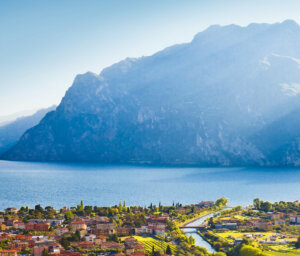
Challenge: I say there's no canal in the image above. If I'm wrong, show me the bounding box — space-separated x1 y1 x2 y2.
182 213 216 253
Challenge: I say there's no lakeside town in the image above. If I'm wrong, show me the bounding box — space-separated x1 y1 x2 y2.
0 198 299 256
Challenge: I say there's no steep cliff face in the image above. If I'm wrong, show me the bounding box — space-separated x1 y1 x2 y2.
2 20 300 166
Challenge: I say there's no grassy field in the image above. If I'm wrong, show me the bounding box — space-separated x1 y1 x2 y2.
218 215 248 221
215 231 299 256
133 235 179 254
233 215 248 221
217 231 272 239
264 245 300 256
266 250 300 256
216 231 295 241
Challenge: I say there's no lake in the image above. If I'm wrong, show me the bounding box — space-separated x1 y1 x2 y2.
0 160 300 210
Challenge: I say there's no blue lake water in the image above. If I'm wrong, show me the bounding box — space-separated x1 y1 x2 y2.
0 160 300 210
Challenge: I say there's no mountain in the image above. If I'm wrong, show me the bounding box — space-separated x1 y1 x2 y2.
250 107 300 166
2 20 300 166
0 109 39 127
0 106 56 154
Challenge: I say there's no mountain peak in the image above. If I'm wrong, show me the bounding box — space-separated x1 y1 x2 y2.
281 19 299 26
272 19 300 32
74 72 99 83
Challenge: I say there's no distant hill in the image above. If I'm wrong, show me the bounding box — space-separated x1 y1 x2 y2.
0 106 56 154
0 109 39 127
2 20 300 166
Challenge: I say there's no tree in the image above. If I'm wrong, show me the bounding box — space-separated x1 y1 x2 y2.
208 217 214 228
214 242 222 251
69 230 81 241
166 244 172 255
239 245 264 256
75 230 81 241
41 248 48 256
253 198 260 209
35 204 44 212
295 237 300 249
188 236 195 245
45 206 53 211
60 237 70 249
108 234 120 243
77 200 84 212
64 211 74 220
260 201 272 212
215 197 229 207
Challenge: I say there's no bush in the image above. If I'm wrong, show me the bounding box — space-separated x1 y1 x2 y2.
240 245 264 256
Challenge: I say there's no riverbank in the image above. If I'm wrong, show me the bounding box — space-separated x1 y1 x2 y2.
179 210 214 227
181 211 218 253
180 206 227 227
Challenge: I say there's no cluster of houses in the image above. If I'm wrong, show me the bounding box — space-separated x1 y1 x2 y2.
68 214 168 237
226 232 296 246
213 210 300 232
177 201 215 215
210 208 300 247
213 218 273 231
0 207 171 256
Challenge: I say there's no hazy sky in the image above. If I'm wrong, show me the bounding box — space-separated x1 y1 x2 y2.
1 0 300 116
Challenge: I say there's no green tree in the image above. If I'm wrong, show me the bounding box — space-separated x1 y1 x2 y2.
41 248 48 256
69 230 81 241
215 197 229 207
108 234 120 243
240 245 264 256
60 237 70 249
295 237 300 249
76 200 84 213
35 204 44 212
188 236 195 245
208 217 214 228
260 201 272 212
253 198 261 209
75 230 81 241
64 211 74 220
166 244 172 255
214 242 222 251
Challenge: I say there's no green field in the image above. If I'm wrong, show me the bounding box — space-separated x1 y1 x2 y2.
265 249 300 256
263 244 300 256
214 231 299 256
133 235 179 254
216 231 295 241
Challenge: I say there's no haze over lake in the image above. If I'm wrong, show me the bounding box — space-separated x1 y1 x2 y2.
1 160 299 210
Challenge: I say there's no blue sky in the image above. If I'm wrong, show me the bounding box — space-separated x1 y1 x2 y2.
1 0 300 116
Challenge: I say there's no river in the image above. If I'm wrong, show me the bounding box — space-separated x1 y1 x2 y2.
183 213 216 253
